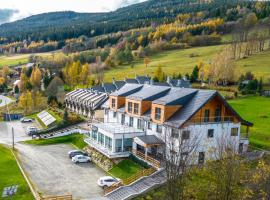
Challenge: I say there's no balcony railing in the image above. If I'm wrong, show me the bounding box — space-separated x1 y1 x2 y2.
185 116 237 126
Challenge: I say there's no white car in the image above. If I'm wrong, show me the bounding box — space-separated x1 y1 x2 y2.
71 155 91 163
26 126 38 136
97 176 120 188
20 118 33 123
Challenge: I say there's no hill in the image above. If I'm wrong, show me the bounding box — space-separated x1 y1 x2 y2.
0 0 253 42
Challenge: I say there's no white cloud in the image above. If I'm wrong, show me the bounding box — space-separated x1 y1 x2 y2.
0 0 147 22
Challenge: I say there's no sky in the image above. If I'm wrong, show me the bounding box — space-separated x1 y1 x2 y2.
0 0 147 24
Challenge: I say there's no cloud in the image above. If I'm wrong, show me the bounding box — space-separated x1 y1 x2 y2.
0 9 19 24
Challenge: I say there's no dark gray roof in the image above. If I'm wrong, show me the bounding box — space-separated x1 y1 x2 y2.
136 135 164 145
125 78 139 84
153 88 198 106
136 75 151 84
165 90 217 128
153 82 170 87
127 85 170 101
170 79 191 88
103 83 117 93
91 86 105 93
114 81 126 89
110 83 143 97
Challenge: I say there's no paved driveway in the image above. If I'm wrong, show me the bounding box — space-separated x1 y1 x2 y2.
16 143 106 199
0 121 35 145
0 95 14 107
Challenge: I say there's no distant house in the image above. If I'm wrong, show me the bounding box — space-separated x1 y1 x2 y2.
65 75 190 117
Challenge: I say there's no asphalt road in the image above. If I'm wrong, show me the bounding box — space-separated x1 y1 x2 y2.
16 143 106 199
0 121 34 145
0 95 14 107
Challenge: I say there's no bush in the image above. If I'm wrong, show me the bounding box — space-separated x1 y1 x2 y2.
129 154 150 169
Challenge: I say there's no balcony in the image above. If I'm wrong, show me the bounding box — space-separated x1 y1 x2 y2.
186 116 237 126
84 138 130 159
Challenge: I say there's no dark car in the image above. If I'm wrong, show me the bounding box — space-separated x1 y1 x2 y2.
68 150 88 159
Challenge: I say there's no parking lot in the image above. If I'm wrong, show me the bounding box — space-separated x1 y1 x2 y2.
0 120 37 145
16 143 106 199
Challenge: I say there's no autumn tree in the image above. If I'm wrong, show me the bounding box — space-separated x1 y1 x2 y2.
153 65 166 82
30 66 42 89
144 57 150 68
19 67 30 92
19 91 33 114
80 63 90 85
2 66 9 83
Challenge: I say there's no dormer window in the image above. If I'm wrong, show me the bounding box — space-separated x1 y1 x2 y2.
128 102 132 113
134 103 139 114
112 98 116 108
155 107 161 120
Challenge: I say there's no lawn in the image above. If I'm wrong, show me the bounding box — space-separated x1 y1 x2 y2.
229 96 270 150
104 45 224 82
0 145 33 200
104 45 270 83
25 134 87 149
109 159 144 180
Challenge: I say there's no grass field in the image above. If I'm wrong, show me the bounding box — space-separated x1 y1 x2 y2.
109 159 144 180
229 96 270 150
0 51 58 68
104 45 270 83
25 134 87 149
0 145 33 200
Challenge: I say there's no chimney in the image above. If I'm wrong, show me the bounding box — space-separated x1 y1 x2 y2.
167 76 171 84
177 79 182 87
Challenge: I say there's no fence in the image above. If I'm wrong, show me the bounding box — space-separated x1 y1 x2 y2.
40 195 72 200
132 149 161 169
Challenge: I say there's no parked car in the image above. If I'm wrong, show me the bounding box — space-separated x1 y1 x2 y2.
97 176 121 188
71 155 91 163
20 118 33 123
68 150 88 158
26 126 38 136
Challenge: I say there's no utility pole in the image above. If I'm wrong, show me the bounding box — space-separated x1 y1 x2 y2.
12 127 14 150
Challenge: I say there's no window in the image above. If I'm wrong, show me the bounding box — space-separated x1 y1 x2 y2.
105 109 109 115
155 107 161 120
231 128 239 136
129 117 134 127
156 124 162 133
134 103 139 114
111 98 116 108
171 129 180 138
182 130 190 140
113 112 117 118
208 129 214 138
121 114 125 125
137 119 144 130
215 107 222 122
128 102 132 113
204 109 210 122
147 122 152 130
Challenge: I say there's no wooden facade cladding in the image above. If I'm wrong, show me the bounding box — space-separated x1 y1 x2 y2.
183 96 239 126
125 98 151 116
109 96 126 111
151 104 181 124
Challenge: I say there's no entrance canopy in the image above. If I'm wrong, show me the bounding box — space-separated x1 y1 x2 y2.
134 135 164 148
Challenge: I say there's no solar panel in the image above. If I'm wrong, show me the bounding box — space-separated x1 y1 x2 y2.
37 110 56 126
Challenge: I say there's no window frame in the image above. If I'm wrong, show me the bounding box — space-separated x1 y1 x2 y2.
113 112 117 118
182 130 190 140
129 117 134 127
204 109 210 122
128 102 132 113
231 127 239 136
155 107 162 120
147 121 152 130
111 98 116 109
171 128 180 139
207 129 214 138
134 103 139 114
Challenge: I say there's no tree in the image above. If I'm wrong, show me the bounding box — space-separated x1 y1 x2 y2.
190 65 199 82
46 76 65 102
2 66 9 83
144 57 150 68
19 91 33 114
154 65 166 82
163 126 200 200
43 69 53 89
14 85 19 94
63 109 69 124
30 66 42 89
80 63 90 85
19 67 29 92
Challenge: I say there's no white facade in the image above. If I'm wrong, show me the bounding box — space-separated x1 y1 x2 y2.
103 109 243 164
